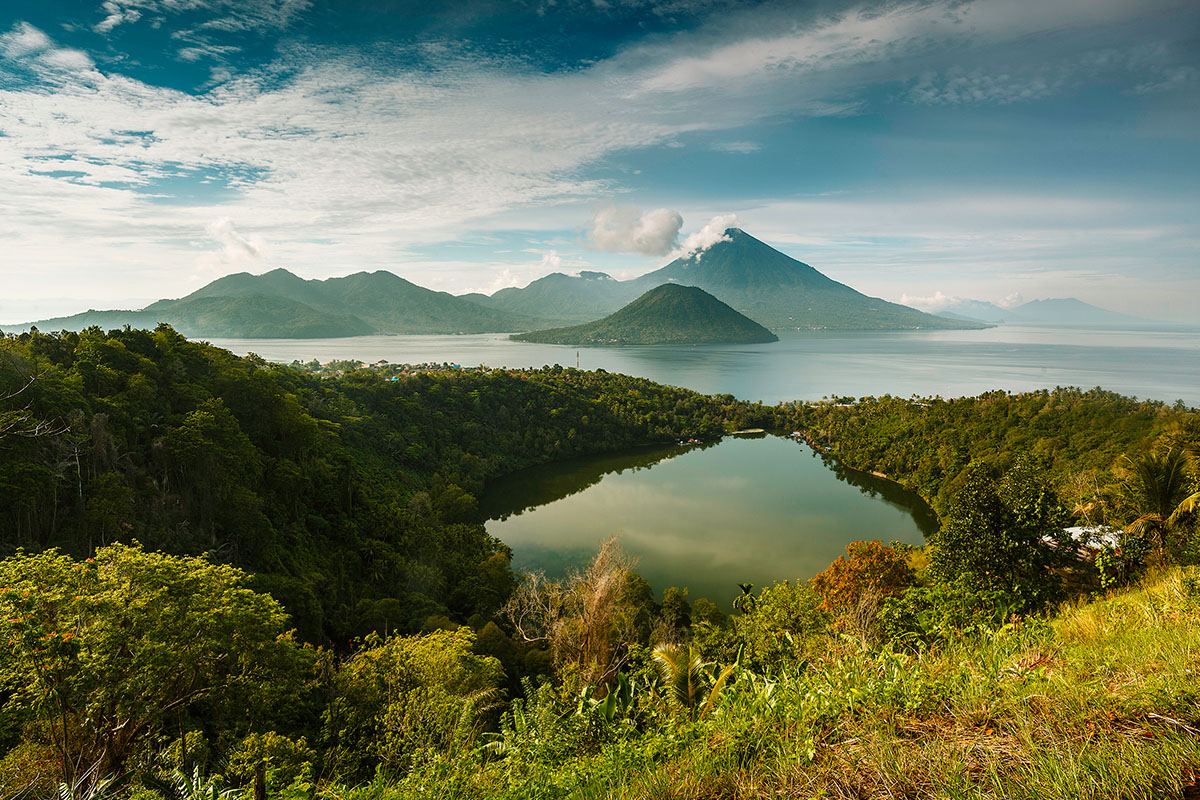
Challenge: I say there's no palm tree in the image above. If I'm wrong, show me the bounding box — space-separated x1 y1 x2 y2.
651 643 735 720
1119 447 1200 560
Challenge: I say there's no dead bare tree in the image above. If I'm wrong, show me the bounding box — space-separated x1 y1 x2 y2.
0 370 64 443
504 536 636 689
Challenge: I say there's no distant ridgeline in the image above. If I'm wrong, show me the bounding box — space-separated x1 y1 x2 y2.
6 270 544 338
934 297 1153 326
6 229 982 338
0 325 772 643
511 284 779 345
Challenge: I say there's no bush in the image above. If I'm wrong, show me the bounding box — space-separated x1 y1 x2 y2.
928 458 1069 615
810 540 915 638
227 731 316 793
735 581 829 667
321 629 503 780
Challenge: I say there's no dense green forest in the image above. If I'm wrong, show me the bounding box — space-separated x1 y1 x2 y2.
781 389 1200 518
0 326 769 646
0 328 1198 799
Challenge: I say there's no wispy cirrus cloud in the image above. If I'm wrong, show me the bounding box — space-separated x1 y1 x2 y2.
91 0 311 35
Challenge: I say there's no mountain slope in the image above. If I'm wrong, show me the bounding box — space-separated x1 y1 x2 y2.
7 295 374 339
4 309 162 335
935 299 1012 324
626 229 980 330
12 268 546 338
511 284 779 345
146 295 375 338
934 297 1152 326
180 269 545 334
469 229 982 331
472 271 631 325
1008 298 1151 326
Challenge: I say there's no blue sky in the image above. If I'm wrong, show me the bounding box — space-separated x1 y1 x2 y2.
1 0 1198 322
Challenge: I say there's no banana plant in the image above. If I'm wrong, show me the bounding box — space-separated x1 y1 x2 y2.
576 671 636 725
143 766 241 800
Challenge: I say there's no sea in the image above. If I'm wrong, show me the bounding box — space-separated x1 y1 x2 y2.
207 324 1200 407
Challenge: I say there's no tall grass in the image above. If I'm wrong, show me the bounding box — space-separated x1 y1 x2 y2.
315 569 1200 800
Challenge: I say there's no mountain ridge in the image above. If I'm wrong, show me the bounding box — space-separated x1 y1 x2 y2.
935 297 1152 326
9 229 988 337
476 229 982 331
9 269 549 338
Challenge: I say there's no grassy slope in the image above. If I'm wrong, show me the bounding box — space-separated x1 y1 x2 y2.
331 569 1200 799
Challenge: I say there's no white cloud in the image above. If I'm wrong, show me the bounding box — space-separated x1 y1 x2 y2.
713 140 760 154
0 21 53 58
907 69 1061 106
177 44 242 62
899 291 955 312
0 22 94 72
0 24 710 308
94 1 142 33
584 205 683 256
0 0 1197 318
675 213 739 259
997 292 1025 309
91 0 310 35
199 217 263 271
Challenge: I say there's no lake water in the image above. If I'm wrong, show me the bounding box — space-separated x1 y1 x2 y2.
478 434 937 607
202 325 1198 599
207 324 1200 406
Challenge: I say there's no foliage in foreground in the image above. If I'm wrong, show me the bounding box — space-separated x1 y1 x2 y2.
312 568 1200 800
2 529 1198 799
2 329 1199 797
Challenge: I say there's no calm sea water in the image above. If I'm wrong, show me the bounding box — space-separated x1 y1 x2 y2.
479 435 936 607
207 325 1200 406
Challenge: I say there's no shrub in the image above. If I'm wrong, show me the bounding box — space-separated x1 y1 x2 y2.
735 581 829 667
810 540 915 637
928 458 1069 615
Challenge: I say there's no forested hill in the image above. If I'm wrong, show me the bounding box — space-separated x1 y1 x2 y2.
0 326 770 643
511 284 779 345
783 389 1200 513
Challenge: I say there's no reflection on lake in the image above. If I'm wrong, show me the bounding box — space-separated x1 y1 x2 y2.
480 435 937 609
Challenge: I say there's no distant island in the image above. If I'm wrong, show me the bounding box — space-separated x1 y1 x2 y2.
511 284 779 346
934 297 1151 326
